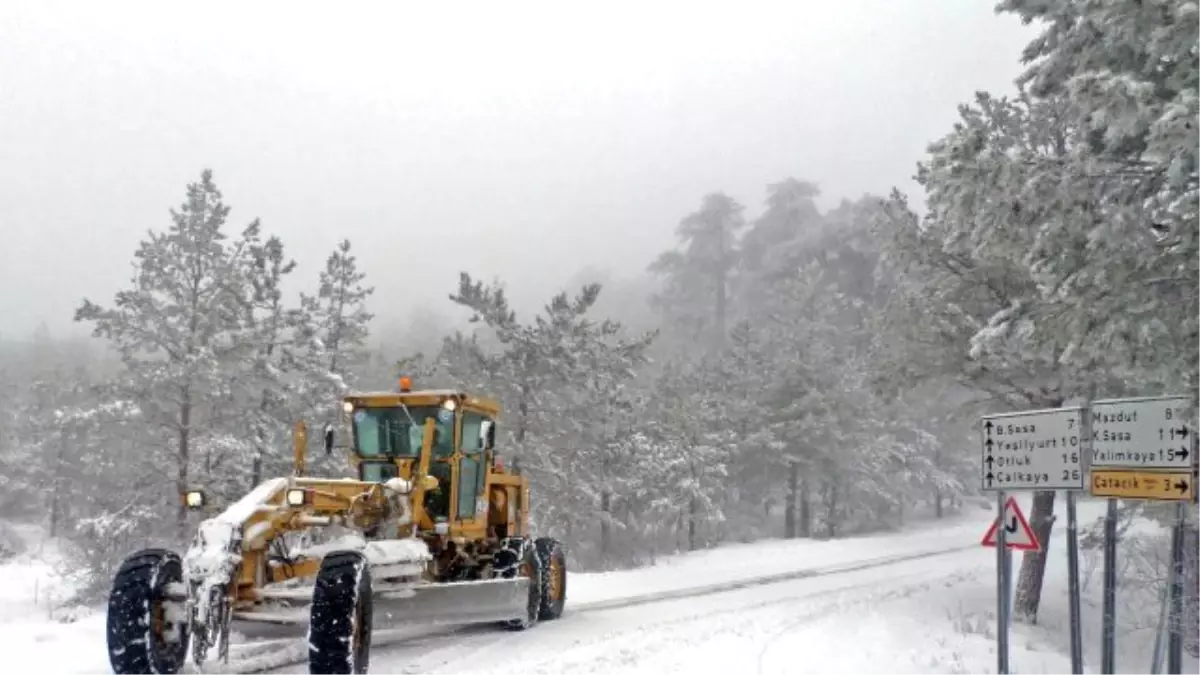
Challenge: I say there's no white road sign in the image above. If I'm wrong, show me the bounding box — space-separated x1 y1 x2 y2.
981 407 1086 491
1091 396 1194 469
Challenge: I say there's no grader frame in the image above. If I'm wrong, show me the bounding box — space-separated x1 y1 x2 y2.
105 382 567 675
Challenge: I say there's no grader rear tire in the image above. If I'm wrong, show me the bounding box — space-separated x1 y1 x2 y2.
106 549 189 675
308 551 373 674
534 537 566 620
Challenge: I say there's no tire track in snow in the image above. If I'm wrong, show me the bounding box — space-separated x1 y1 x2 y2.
569 543 977 612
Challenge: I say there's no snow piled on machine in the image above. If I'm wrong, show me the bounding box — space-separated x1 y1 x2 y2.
182 478 289 628
181 476 432 606
297 534 431 567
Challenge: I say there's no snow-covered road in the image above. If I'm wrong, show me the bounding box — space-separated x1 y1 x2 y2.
14 496 1187 674
267 542 1069 675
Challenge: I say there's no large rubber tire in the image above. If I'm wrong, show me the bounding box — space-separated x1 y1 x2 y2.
308 551 373 674
493 537 542 630
534 537 566 620
106 548 190 675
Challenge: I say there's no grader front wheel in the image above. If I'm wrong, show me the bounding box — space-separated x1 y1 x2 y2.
495 537 543 631
106 549 190 675
308 550 373 675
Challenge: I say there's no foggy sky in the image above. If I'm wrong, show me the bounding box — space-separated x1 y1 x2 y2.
1 1 1036 340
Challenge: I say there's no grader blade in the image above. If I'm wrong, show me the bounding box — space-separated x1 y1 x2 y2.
372 577 531 628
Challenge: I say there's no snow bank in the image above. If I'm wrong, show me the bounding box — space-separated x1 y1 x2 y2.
0 524 82 624
0 524 109 674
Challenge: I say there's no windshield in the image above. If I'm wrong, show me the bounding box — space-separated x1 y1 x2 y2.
352 406 452 458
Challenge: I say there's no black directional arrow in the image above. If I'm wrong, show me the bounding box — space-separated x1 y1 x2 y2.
1005 517 1019 534
985 421 994 434
986 472 995 487
986 456 995 468
985 438 994 449
1176 426 1188 438
1179 447 1190 461
1175 479 1189 495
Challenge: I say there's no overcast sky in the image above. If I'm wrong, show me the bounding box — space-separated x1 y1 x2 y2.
0 1 1036 340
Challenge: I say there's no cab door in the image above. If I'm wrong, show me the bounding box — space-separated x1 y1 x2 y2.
456 411 489 526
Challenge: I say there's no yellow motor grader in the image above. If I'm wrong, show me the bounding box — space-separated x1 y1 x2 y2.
105 379 567 674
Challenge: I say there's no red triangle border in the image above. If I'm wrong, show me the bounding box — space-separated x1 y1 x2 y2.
981 496 1041 552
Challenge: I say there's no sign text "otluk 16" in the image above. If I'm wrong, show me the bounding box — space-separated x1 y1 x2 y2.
980 407 1086 491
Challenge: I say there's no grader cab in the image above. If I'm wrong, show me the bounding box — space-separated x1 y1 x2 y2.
105 380 567 674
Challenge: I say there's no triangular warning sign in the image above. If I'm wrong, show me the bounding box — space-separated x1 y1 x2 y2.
981 496 1041 552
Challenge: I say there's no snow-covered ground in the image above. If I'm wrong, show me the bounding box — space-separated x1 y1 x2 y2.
2 496 1193 674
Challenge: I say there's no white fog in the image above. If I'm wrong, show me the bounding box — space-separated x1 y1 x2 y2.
0 2 1195 675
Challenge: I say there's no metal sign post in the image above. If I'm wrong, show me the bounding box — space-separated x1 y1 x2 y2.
1101 496 1118 674
1167 501 1185 674
1065 490 1084 674
996 490 1009 675
1064 401 1092 675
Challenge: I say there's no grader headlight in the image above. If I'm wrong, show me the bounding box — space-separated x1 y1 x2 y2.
286 488 309 506
183 490 206 509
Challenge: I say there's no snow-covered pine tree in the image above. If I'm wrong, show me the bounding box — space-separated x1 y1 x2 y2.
882 80 1191 621
244 233 302 486
737 179 823 311
75 169 262 537
301 239 375 396
648 193 746 351
643 357 730 552
992 0 1198 638
447 272 657 565
551 295 655 562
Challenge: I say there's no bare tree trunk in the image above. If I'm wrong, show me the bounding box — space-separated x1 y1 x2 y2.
714 214 727 347
1014 490 1057 622
785 460 799 538
824 480 839 539
177 389 192 539
799 476 811 538
934 487 943 519
688 496 699 551
599 491 612 559
516 379 529 444
49 429 68 538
